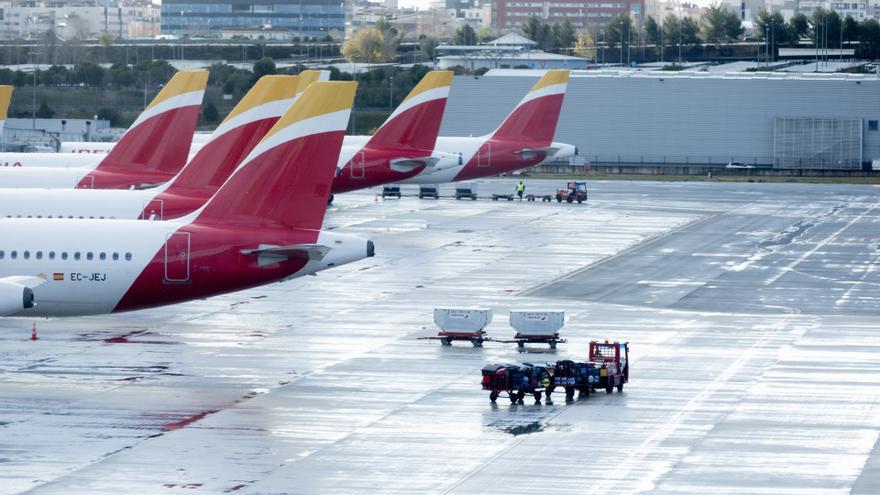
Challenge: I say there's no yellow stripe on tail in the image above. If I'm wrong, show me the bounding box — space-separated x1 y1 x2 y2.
264 81 357 140
0 85 12 120
402 71 453 103
146 70 209 110
223 75 298 123
530 70 570 92
295 70 330 95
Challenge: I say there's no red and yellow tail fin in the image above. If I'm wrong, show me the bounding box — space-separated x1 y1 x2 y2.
367 70 453 151
491 70 568 145
195 81 357 230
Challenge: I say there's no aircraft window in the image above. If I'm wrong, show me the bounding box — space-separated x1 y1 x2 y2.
125 252 132 261
49 251 55 259
74 252 81 260
61 252 68 260
23 251 30 260
99 252 106 261
36 251 43 260
37 216 42 219
0 250 4 259
11 251 17 259
112 252 119 261
86 252 94 261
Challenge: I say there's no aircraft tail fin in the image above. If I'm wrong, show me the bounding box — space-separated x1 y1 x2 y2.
193 81 356 231
491 70 568 145
95 70 208 176
0 85 12 136
366 70 453 151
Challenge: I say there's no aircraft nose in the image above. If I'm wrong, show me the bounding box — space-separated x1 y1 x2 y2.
367 240 375 258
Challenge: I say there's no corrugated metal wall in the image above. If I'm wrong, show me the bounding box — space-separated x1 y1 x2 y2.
439 73 880 168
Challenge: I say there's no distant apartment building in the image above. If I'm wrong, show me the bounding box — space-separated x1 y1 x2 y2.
0 0 159 40
161 0 344 38
491 0 646 30
720 0 764 21
644 0 703 21
798 0 869 20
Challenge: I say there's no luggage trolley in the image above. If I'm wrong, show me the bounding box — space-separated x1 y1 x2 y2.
420 308 492 347
509 310 566 349
481 364 526 403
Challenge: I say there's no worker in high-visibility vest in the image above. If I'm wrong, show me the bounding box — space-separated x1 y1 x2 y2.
515 181 525 201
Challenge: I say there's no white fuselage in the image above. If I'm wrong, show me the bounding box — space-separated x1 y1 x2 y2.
0 218 367 317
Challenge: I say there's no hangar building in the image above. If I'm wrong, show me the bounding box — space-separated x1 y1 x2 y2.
439 69 880 170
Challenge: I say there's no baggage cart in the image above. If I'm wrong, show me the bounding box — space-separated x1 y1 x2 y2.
420 308 492 347
382 184 401 199
481 364 527 403
509 310 566 349
455 183 477 200
547 360 599 401
419 184 439 199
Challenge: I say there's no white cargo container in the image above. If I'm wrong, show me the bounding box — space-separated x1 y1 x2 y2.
509 310 565 349
434 308 492 333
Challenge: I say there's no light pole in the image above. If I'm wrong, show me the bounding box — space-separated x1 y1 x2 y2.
29 52 37 129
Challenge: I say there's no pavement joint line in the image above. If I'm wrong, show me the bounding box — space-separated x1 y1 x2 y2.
587 307 803 494
519 212 719 298
765 203 877 286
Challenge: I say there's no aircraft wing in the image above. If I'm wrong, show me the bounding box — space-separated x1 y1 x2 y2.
389 156 440 173
241 244 331 267
515 146 560 159
2 276 47 289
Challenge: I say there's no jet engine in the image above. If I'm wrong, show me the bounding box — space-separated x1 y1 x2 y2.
0 279 36 316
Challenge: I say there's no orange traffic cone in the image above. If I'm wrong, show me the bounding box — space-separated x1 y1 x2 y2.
31 322 38 341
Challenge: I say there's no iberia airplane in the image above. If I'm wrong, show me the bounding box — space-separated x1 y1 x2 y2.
0 74 300 220
0 85 11 137
54 71 330 156
331 70 575 194
0 81 372 317
0 70 208 188
331 70 455 196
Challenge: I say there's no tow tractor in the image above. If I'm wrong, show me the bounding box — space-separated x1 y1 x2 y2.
556 181 588 203
590 340 629 393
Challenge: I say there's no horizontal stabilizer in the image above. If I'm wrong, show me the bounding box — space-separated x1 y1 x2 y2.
515 146 559 159
389 156 440 173
241 244 331 267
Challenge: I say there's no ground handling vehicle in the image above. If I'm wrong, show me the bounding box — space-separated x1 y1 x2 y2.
509 310 565 349
547 360 599 400
519 362 552 402
455 183 477 200
556 181 588 203
419 184 439 199
421 308 492 347
590 340 629 393
482 364 527 403
382 184 402 199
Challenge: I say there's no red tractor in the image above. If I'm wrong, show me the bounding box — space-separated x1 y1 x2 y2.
555 181 588 204
589 341 629 393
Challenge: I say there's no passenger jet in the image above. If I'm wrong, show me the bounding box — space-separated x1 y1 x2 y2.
0 81 372 317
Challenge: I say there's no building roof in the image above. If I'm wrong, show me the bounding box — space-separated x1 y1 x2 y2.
487 32 537 47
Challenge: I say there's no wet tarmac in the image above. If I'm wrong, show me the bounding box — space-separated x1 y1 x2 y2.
2 179 879 494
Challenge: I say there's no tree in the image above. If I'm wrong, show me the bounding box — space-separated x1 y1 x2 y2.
605 13 633 49
681 17 702 46
453 23 477 45
202 101 219 124
342 28 396 64
858 19 880 59
662 15 682 50
644 16 662 47
252 57 276 79
419 36 439 61
702 4 742 44
842 15 859 45
476 26 498 43
573 31 596 60
36 99 54 118
521 16 543 45
789 13 809 42
754 9 790 50
555 19 577 51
